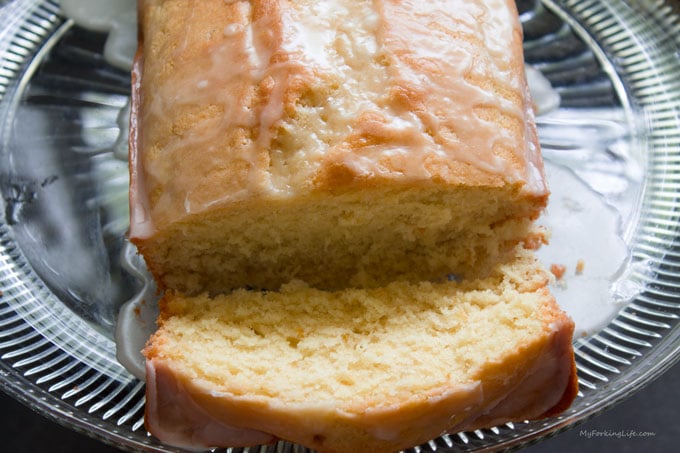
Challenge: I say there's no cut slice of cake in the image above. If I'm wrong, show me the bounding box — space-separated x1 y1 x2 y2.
143 247 577 453
129 0 548 294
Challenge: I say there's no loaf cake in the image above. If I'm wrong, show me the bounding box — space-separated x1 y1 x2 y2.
129 0 549 294
144 247 577 453
132 0 577 450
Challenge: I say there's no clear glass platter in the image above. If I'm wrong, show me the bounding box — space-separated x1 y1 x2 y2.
0 0 679 451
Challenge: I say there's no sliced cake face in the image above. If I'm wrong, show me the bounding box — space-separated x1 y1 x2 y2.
144 251 577 452
130 0 548 293
133 187 546 294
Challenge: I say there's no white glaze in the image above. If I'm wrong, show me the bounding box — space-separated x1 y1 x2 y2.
60 0 135 32
128 0 548 240
115 242 158 380
526 65 561 115
103 8 137 71
536 162 631 337
61 0 137 70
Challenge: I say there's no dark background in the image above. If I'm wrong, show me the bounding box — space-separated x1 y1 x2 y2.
0 360 678 452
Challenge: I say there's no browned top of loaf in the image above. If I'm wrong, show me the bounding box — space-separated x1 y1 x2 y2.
132 0 547 232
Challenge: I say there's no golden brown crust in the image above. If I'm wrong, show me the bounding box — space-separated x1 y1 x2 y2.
542 358 579 419
538 309 579 419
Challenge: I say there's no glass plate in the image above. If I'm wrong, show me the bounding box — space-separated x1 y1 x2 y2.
1 0 679 451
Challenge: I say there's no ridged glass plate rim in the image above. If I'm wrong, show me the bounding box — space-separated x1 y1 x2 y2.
0 0 679 452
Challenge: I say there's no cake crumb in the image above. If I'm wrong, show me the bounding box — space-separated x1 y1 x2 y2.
576 259 585 275
523 227 550 250
550 264 567 280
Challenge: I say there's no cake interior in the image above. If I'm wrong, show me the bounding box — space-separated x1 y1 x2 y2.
146 250 551 407
136 185 543 294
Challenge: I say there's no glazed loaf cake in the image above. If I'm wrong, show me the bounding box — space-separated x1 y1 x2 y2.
129 0 548 294
144 247 577 453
